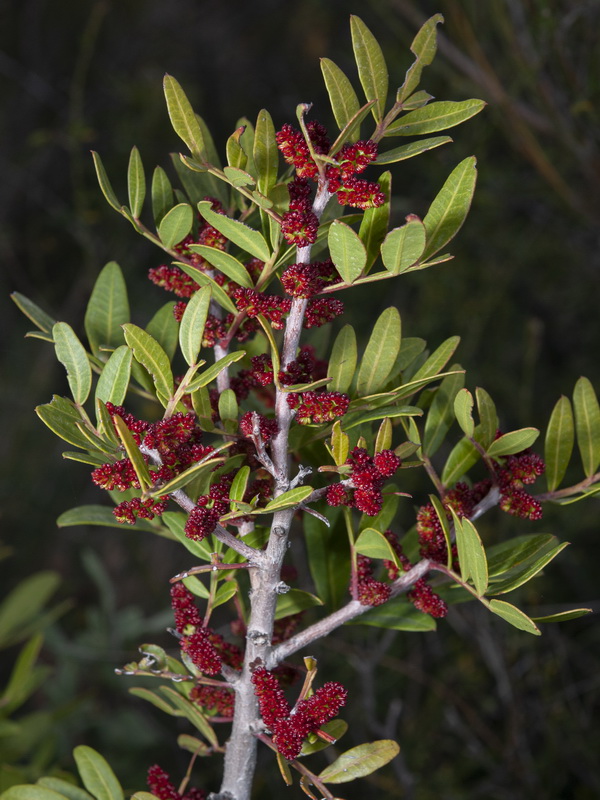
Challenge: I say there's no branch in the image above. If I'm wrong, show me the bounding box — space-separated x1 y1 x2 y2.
268 560 432 667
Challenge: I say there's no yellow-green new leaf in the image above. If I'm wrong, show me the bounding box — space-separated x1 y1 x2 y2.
328 220 367 284
319 739 400 784
197 201 270 261
127 146 145 218
11 292 56 334
53 322 92 406
355 528 398 564
489 600 541 636
380 216 426 274
350 16 389 122
545 395 574 491
253 109 278 197
327 324 357 393
158 203 194 249
84 262 129 357
264 486 314 512
95 346 132 407
487 428 539 458
476 386 498 448
163 74 206 162
73 745 124 800
1 787 67 800
123 323 174 404
454 388 474 437
356 307 401 397
187 351 246 392
320 58 361 138
422 157 477 259
573 376 600 478
179 285 211 366
385 99 485 136
189 245 254 288
331 420 349 466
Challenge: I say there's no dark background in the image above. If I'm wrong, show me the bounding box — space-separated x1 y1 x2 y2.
1 1 599 798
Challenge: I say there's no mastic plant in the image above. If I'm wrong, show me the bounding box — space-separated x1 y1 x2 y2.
6 14 598 800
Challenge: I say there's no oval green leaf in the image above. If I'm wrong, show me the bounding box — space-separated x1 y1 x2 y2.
359 171 391 271
37 778 94 800
486 428 539 458
380 217 426 274
95 346 132 407
264 486 314 512
158 203 194 249
544 395 574 491
320 58 361 137
127 146 145 218
151 165 174 225
53 322 92 406
73 745 124 800
356 307 401 397
179 285 211 366
319 739 400 784
123 323 174 404
1 787 68 800
91 151 121 212
488 600 540 636
350 16 389 122
163 74 206 162
327 325 357 394
198 201 270 261
573 376 600 478
354 528 398 563
375 136 452 164
57 505 165 535
422 156 477 259
328 220 367 284
84 262 129 357
454 387 474 437
385 99 486 136
189 245 254 288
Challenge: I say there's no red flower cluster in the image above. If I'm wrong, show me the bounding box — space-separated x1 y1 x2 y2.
184 471 236 541
147 765 205 800
496 449 544 520
105 402 149 443
336 176 386 210
170 582 201 633
182 628 223 675
279 345 327 387
281 259 339 298
148 265 200 298
303 297 344 328
239 411 279 443
287 391 349 425
326 447 402 516
190 684 235 718
232 288 292 330
113 496 168 524
326 140 379 190
356 554 391 606
252 667 347 760
383 531 448 619
91 457 141 492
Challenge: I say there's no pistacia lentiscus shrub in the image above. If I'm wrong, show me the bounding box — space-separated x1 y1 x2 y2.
7 14 598 800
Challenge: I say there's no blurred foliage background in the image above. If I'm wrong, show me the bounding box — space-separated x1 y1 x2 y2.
1 0 599 797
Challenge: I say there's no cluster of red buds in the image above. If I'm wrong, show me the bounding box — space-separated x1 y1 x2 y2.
356 554 391 606
147 765 205 800
384 531 449 618
280 259 340 298
183 471 236 541
326 447 402 516
232 287 292 329
287 391 350 425
190 684 234 718
170 583 242 676
252 667 347 760
496 449 545 520
239 411 279 442
113 496 169 524
276 122 384 245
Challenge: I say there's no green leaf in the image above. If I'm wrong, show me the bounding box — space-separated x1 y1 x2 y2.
11 292 56 334
188 245 254 287
488 541 568 595
73 745 124 800
159 687 218 747
0 572 60 647
95 346 132 407
305 507 350 609
179 285 211 367
57 505 166 535
354 528 397 563
319 739 400 783
157 203 194 249
113 416 153 491
91 151 121 212
452 513 488 596
531 608 592 624
327 325 357 394
328 220 367 284
253 108 278 197
226 126 248 170
151 165 174 225
213 580 239 609
147 454 225 498
476 386 498 448
356 307 401 397
146 302 179 362
186 351 246 392
422 157 478 259
320 58 361 138
454 388 474 437
163 74 206 161
422 367 464 456
359 172 391 270
350 16 389 122
488 600 541 636
385 99 486 136
123 323 174 404
197 201 270 261
36 397 93 449
375 417 392 452
401 90 434 110
52 323 92 406
127 146 145 218
37 779 94 800
129 687 181 715
380 217 426 274
182 575 210 599
264 486 314 512
410 335 460 385
397 14 445 103
544 395 574 491
177 264 237 314
300 720 349 756
218 388 238 422
85 262 129 358
344 405 422 430
441 434 481 486
176 734 211 756
162 512 213 561
573 376 600 478
487 428 539 458
486 534 557 577
331 420 349 466
229 466 250 503
275 589 324 620
1 787 68 800
192 386 215 432
352 597 436 631
374 136 452 164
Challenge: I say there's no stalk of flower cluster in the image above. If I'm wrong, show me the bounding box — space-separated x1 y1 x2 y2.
213 181 332 800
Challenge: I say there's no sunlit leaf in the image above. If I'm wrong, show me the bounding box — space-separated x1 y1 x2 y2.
73 745 124 800
422 157 477 259
95 346 132 407
163 74 206 162
327 325 357 394
84 262 129 357
488 600 540 636
544 395 574 491
380 216 426 274
186 351 246 392
453 387 474 437
319 739 400 783
354 528 398 563
374 136 451 164
198 200 270 261
157 203 194 249
331 420 350 466
356 307 401 397
127 146 145 218
320 58 361 138
385 100 485 136
328 219 367 284
486 428 539 458
573 376 600 478
350 16 389 122
123 323 174 404
179 285 211 366
53 323 92 406
189 244 254 288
